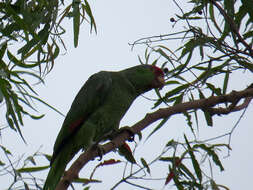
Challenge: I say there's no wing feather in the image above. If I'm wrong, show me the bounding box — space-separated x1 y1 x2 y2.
51 71 112 164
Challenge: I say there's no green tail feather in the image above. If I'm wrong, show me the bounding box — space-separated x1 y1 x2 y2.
43 148 72 190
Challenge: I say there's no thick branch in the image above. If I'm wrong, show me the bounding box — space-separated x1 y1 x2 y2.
206 96 252 115
56 87 253 190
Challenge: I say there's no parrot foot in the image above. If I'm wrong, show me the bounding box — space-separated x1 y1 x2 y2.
92 144 105 161
118 126 135 142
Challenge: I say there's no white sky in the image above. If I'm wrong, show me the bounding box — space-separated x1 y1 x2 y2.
1 0 253 189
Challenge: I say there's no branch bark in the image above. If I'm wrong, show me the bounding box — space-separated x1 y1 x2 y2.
56 87 253 190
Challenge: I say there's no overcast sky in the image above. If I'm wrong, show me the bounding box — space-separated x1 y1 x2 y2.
1 0 253 189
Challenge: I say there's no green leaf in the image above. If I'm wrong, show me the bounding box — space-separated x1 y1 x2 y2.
178 51 192 75
1 23 21 37
179 162 196 182
237 60 253 73
235 5 247 28
144 48 151 65
52 41 60 60
43 154 52 162
189 92 199 133
0 88 3 103
0 42 7 60
17 165 50 173
183 111 194 133
220 0 232 42
18 38 39 57
159 156 180 162
203 110 213 126
4 4 29 31
209 3 221 33
137 55 144 65
0 160 5 166
154 83 189 108
22 44 40 60
241 0 253 23
14 70 44 84
73 0 80 47
172 167 184 190
165 84 189 99
198 90 213 126
184 135 202 183
224 0 235 18
146 117 169 141
156 48 172 62
58 4 72 26
194 144 224 171
73 178 101 184
83 0 97 33
223 70 229 94
29 114 45 120
166 139 176 147
1 83 27 142
21 93 65 117
210 179 220 190
224 0 238 45
38 23 50 45
0 145 12 155
26 156 36 165
206 83 221 96
174 93 183 105
136 131 142 141
7 50 40 68
118 143 136 164
243 31 253 40
11 92 24 126
179 38 201 59
165 80 181 85
140 157 151 174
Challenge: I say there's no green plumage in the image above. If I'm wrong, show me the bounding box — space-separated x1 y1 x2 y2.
43 65 164 190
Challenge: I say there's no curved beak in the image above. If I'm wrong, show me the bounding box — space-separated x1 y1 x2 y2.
157 75 165 89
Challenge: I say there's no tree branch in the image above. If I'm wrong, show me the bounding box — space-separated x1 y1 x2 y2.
209 0 253 56
56 87 253 190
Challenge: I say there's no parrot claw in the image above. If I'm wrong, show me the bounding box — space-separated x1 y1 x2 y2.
118 126 135 142
96 144 105 160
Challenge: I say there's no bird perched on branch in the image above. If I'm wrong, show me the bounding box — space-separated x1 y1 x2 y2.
43 64 165 190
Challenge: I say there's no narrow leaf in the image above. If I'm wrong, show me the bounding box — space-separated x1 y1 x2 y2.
203 110 213 126
194 144 224 171
146 117 169 141
184 135 202 183
118 143 136 164
140 158 151 174
17 165 49 173
84 0 97 33
223 70 229 94
73 0 80 47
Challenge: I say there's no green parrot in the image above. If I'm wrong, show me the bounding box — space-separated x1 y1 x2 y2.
43 64 165 190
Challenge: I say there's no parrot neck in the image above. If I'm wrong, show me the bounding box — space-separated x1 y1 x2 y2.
121 69 154 95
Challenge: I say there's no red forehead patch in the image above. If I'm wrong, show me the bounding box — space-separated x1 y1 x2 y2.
151 65 164 76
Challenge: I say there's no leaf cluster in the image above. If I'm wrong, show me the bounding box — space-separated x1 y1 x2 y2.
128 0 253 189
0 0 96 140
135 0 253 136
0 1 96 188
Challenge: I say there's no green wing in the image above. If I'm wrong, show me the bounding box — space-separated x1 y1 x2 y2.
51 71 112 164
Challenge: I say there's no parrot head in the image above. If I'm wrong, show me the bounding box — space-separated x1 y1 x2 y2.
149 65 166 89
122 64 166 93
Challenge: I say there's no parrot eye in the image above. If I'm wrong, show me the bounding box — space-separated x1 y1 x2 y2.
163 68 169 74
